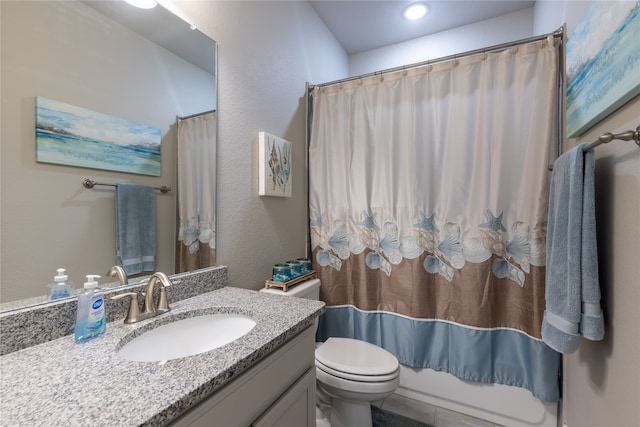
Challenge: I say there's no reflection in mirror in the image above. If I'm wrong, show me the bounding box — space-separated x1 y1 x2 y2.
0 0 217 310
175 111 217 272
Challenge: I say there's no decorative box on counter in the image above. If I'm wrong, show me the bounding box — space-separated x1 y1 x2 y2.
265 271 318 292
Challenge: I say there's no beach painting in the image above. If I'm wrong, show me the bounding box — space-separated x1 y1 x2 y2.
566 1 640 138
36 96 162 176
258 132 291 197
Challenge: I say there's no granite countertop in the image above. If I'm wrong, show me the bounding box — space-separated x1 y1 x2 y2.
0 286 325 426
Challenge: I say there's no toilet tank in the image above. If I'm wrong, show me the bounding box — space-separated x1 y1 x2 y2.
259 278 320 300
260 278 321 336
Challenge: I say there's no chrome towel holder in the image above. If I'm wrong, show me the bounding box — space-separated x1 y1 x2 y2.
82 178 171 194
580 125 640 152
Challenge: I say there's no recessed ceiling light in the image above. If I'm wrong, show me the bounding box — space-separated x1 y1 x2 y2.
124 0 158 9
403 2 428 20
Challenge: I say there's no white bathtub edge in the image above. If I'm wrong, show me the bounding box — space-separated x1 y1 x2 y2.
396 365 559 427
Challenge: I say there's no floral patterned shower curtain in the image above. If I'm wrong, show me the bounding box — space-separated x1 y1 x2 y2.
176 111 216 273
309 38 561 401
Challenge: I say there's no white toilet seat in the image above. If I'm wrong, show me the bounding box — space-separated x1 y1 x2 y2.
315 337 399 377
315 358 400 382
315 337 400 397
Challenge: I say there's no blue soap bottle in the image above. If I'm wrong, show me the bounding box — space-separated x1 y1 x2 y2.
74 275 106 343
48 268 74 300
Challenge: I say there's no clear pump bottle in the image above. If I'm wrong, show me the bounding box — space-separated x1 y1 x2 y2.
48 268 74 300
74 275 106 343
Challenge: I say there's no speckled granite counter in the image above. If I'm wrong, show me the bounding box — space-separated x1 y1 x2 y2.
0 286 325 426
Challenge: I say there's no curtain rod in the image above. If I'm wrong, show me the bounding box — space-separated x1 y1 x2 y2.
308 27 564 90
176 109 216 121
82 179 171 194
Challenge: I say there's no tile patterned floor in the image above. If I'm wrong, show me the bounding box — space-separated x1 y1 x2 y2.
374 394 504 427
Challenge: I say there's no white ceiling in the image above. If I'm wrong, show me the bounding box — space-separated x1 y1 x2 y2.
83 1 217 76
84 0 536 73
309 0 536 54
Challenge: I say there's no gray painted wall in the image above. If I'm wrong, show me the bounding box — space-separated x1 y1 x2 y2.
173 1 349 291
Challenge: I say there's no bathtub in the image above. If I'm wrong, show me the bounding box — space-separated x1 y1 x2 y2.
395 365 559 427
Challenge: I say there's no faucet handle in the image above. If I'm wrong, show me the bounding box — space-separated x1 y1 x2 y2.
110 292 141 324
156 287 171 314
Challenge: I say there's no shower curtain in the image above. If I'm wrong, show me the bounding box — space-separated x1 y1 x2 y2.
176 111 217 273
309 38 561 401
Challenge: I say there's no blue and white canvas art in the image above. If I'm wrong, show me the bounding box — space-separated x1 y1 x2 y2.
566 1 640 138
36 97 162 176
258 132 292 197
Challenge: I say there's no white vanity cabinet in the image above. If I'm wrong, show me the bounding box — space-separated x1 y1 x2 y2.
171 326 316 427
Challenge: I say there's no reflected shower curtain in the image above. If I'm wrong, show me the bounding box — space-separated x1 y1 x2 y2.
309 39 561 401
176 112 217 273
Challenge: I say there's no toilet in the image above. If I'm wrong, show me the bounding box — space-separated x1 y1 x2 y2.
260 279 400 427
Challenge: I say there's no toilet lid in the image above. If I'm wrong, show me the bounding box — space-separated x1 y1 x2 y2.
315 338 399 377
316 359 400 383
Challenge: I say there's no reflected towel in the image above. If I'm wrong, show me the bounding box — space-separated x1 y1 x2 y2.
542 143 604 354
115 183 156 275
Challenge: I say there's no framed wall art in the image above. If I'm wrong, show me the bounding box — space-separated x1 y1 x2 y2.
566 1 640 138
258 131 292 197
36 96 162 176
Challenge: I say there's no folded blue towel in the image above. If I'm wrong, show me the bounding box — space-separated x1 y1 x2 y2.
542 143 605 354
115 183 156 275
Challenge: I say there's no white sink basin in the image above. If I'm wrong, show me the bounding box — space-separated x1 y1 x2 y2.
117 313 256 362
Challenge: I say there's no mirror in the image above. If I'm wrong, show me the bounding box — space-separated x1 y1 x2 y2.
0 0 217 310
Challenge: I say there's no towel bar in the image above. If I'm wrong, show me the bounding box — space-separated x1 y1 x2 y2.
580 125 640 152
82 179 171 194
548 124 640 171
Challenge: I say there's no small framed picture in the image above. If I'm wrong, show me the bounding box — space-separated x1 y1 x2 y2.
258 132 292 197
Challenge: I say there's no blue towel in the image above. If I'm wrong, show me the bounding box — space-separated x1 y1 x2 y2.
115 183 156 275
542 143 605 354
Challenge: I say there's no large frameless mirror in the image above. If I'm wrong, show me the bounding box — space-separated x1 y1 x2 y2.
0 0 217 310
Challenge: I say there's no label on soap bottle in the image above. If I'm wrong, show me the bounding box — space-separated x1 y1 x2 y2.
87 297 105 333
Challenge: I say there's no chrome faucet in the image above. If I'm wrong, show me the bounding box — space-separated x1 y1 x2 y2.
106 265 128 285
111 272 172 324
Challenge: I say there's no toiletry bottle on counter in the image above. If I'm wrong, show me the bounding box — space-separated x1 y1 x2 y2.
48 268 74 300
74 275 106 343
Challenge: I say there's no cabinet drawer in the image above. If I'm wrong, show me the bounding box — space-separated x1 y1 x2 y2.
170 326 315 427
252 367 316 427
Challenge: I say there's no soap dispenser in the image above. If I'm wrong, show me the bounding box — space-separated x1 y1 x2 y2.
74 275 106 343
48 268 74 300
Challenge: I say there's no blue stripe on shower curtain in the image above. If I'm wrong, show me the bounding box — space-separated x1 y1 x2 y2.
317 305 561 402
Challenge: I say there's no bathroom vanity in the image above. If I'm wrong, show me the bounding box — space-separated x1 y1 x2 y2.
0 267 324 426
